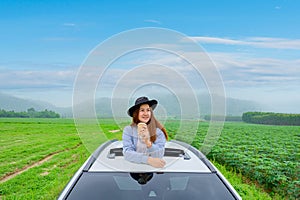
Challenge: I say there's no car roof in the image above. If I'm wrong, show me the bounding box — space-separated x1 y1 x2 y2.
58 139 242 200
88 140 213 173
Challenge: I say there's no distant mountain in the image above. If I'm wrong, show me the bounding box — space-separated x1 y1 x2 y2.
0 92 263 118
0 93 72 117
226 97 262 116
92 94 263 118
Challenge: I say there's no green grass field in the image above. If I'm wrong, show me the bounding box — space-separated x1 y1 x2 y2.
206 122 299 198
0 118 298 199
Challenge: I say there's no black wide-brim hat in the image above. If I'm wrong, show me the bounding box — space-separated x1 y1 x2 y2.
127 96 158 117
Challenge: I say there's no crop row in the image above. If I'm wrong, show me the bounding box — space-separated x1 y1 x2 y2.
180 122 300 199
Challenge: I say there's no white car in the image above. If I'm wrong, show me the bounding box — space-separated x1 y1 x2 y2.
58 140 242 200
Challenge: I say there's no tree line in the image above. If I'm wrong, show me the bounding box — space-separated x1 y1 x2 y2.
242 112 300 126
0 108 60 118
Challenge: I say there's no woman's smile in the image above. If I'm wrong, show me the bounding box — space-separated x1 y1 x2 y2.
138 104 151 123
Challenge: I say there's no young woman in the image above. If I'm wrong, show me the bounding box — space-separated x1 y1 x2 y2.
122 96 168 168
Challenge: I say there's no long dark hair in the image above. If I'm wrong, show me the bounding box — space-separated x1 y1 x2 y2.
131 106 168 142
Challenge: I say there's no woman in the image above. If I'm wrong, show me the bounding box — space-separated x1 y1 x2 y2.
122 96 168 168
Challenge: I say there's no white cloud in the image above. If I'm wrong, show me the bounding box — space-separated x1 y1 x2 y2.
209 52 300 86
92 46 299 96
275 6 281 10
190 36 300 50
144 19 162 25
3 35 299 110
0 69 76 90
0 67 77 107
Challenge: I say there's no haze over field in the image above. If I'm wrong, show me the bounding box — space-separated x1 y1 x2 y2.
0 1 299 113
0 92 262 118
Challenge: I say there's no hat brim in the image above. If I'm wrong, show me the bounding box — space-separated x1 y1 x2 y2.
127 99 157 117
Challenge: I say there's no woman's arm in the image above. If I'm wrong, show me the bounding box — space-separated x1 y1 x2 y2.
122 126 148 164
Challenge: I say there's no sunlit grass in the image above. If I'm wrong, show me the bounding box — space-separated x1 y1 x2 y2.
0 118 296 199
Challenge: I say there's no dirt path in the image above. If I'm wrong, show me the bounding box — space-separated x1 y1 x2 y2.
0 143 82 184
0 153 57 184
109 129 120 133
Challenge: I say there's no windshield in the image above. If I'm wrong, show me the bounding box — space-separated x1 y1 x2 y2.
65 172 237 200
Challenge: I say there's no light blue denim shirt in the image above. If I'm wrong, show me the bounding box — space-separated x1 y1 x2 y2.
122 125 166 164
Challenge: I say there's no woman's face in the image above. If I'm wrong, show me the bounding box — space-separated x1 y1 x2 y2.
138 104 151 123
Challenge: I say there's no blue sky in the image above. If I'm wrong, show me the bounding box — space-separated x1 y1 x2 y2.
0 0 299 113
